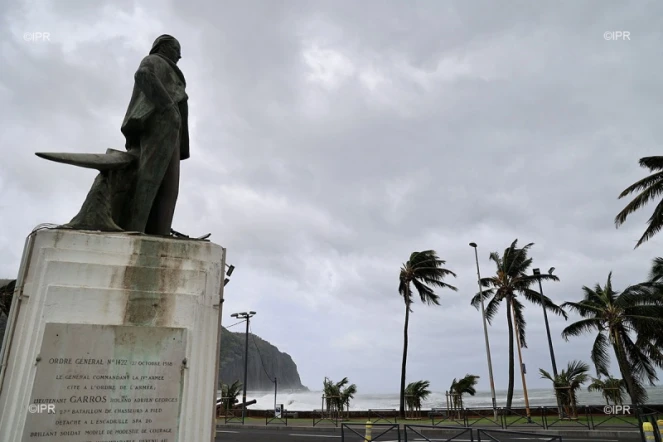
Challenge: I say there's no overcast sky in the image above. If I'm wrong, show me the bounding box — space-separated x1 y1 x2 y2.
1 1 662 395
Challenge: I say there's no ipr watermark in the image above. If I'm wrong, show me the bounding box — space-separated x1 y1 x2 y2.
23 32 51 42
28 404 56 414
604 31 630 41
604 405 631 415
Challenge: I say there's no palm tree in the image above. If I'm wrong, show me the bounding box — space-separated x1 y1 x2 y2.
470 239 567 409
340 382 357 419
539 360 589 418
322 377 341 416
323 377 356 418
639 258 663 364
615 156 663 248
587 376 627 406
449 374 480 418
404 380 431 419
219 380 243 415
561 272 663 405
404 385 416 417
398 250 457 418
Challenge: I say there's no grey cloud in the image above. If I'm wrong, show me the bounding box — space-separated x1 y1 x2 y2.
2 0 662 394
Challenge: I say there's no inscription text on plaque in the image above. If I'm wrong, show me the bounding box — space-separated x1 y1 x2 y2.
22 323 187 442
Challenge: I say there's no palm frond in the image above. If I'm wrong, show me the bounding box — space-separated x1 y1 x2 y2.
648 257 663 282
616 169 663 201
622 333 659 387
561 300 603 318
539 368 554 382
521 288 568 319
400 250 456 308
636 198 663 248
511 296 527 348
470 288 495 310
639 156 663 171
483 295 501 324
561 318 602 340
615 163 663 226
617 284 663 307
412 279 440 306
590 332 611 377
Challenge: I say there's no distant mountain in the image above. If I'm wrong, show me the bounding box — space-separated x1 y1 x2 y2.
219 326 308 391
0 311 6 348
0 279 14 346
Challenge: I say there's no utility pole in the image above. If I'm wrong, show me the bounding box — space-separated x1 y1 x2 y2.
469 243 498 420
212 262 233 440
230 311 256 423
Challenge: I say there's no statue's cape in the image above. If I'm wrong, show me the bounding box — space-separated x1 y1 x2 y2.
153 53 186 86
120 53 190 160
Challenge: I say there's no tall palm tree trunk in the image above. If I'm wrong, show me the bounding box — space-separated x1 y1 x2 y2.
611 331 640 405
505 296 515 409
399 300 411 418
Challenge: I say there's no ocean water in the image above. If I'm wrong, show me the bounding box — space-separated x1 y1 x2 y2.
228 386 663 411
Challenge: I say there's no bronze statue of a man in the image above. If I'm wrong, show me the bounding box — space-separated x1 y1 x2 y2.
121 34 190 235
36 35 191 236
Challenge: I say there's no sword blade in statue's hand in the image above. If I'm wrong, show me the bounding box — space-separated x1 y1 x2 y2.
35 149 137 172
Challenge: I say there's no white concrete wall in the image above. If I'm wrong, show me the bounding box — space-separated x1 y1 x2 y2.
0 228 225 442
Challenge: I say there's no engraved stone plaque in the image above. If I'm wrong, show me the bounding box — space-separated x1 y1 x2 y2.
22 323 187 442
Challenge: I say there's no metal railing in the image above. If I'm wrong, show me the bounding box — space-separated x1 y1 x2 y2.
313 408 339 427
477 428 562 441
588 404 639 429
422 404 658 431
430 409 466 426
368 409 398 424
501 406 544 428
265 409 288 426
342 423 400 441
543 405 591 430
464 407 502 428
222 407 244 424
404 424 473 442
215 403 659 434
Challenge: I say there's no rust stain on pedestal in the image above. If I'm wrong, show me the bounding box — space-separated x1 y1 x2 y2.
121 238 194 326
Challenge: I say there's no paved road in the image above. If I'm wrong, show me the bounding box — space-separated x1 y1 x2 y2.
215 427 642 442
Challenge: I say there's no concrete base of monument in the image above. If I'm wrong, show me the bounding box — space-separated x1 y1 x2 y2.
0 228 226 442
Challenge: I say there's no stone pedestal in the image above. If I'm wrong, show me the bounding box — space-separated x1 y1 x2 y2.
0 229 225 442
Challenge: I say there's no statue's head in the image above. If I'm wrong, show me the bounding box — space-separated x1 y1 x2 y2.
150 35 181 64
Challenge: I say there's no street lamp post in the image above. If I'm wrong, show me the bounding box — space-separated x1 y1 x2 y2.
230 311 256 423
274 377 278 417
212 261 232 439
533 267 562 418
469 242 498 420
533 268 558 377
